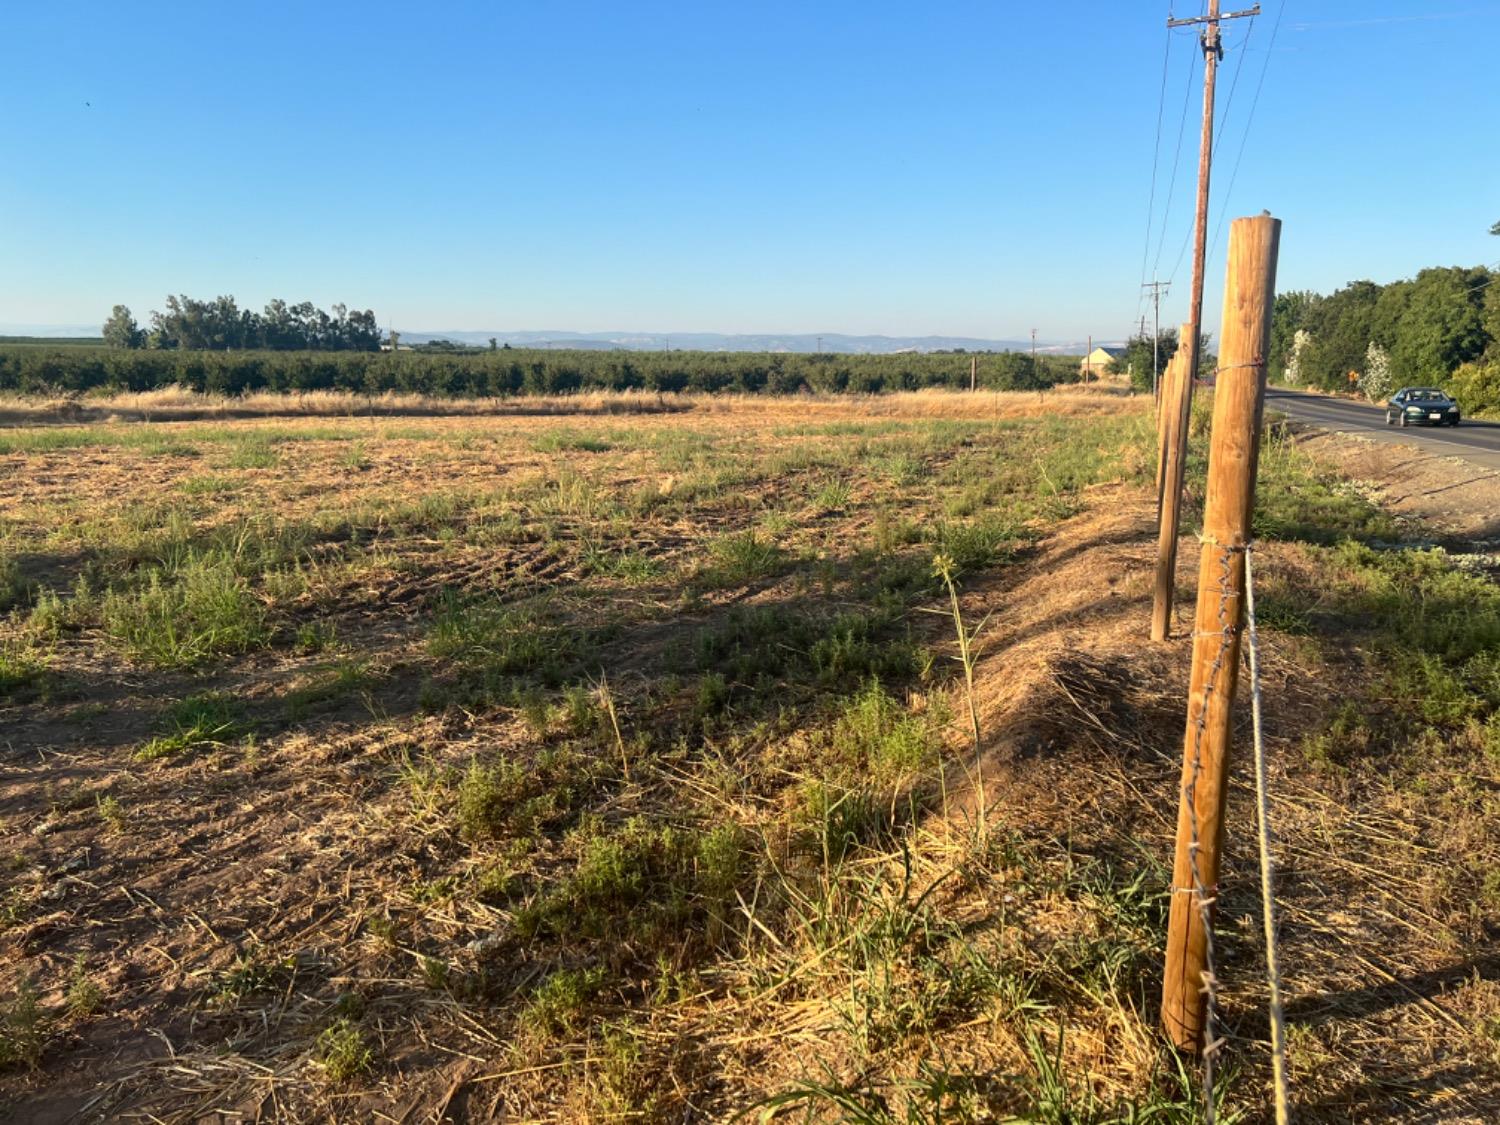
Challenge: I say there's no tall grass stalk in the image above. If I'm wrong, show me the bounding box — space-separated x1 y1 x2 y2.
595 672 630 782
930 552 993 847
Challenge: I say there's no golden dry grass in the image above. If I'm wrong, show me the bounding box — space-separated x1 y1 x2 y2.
0 384 1133 427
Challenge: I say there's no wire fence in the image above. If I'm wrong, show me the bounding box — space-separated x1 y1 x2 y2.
1182 539 1290 1123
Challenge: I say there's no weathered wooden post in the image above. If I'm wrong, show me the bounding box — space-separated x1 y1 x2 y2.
1154 328 1190 499
1161 213 1281 1052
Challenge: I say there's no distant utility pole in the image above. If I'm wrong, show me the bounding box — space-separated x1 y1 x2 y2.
1142 279 1170 399
816 335 823 354
1152 0 1260 643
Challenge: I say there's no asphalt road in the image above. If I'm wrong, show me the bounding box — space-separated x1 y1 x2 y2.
1265 389 1500 471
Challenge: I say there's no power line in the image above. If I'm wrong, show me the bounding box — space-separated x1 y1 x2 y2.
1151 34 1201 281
1138 25 1176 321
1166 14 1256 285
1202 0 1286 280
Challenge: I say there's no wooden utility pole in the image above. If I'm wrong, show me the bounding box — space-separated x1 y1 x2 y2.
1162 213 1280 1054
1150 1 1259 643
1086 334 1092 385
971 354 978 391
1155 325 1191 497
1142 279 1170 400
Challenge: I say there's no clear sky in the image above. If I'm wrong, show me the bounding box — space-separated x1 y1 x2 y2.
2 1 1497 344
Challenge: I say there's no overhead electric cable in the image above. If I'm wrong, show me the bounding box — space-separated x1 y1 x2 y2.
1166 14 1256 285
1151 31 1201 282
1202 0 1287 275
1138 25 1176 322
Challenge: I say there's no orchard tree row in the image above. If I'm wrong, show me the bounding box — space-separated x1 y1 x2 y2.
103 297 382 352
0 345 1078 398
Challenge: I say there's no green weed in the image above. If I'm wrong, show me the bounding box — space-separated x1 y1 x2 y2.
66 957 103 1018
316 1017 372 1081
0 978 45 1070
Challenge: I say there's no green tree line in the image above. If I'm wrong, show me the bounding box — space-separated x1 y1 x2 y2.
0 345 1082 398
1269 262 1500 413
103 297 381 352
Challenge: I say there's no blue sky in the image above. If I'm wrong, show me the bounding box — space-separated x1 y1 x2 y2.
1 1 1496 343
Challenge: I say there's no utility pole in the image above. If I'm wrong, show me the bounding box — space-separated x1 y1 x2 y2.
970 353 977 392
816 335 822 354
1086 334 1092 385
1162 213 1280 1056
1142 279 1170 400
1151 0 1259 643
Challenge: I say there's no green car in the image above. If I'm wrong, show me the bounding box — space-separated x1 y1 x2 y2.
1385 387 1461 427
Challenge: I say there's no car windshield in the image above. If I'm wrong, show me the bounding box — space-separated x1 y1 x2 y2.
1408 390 1446 402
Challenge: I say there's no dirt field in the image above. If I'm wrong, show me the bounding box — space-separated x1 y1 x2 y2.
2 389 1497 1122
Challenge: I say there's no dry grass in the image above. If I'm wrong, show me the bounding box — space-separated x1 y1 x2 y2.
1 392 1496 1122
0 384 1133 427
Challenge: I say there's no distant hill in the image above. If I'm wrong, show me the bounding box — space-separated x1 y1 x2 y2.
398 330 1107 355
0 324 1118 356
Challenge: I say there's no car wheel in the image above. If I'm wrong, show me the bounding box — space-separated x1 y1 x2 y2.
1385 412 1394 426
1399 413 1408 427
1450 416 1461 427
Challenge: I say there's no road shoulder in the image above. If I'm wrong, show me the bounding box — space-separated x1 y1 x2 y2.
1280 422 1500 543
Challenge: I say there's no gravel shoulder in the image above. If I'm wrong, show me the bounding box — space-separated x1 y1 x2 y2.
1281 422 1500 544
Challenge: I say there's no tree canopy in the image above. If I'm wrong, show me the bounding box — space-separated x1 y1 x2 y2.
103 296 382 351
1270 265 1497 397
101 305 144 350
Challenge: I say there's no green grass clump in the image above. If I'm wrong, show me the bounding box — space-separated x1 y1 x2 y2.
517 817 747 947
427 596 587 697
455 747 594 840
533 429 613 453
833 681 936 782
228 440 278 469
1255 427 1400 544
103 554 268 667
795 781 892 865
0 638 48 697
178 474 237 495
929 515 1025 575
1275 540 1500 777
456 757 531 840
697 530 786 588
136 691 246 762
681 604 920 708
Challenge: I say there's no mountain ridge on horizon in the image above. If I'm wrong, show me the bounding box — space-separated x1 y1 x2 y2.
395 329 1111 354
1 324 1116 355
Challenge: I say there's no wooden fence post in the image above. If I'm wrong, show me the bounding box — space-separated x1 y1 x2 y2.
1161 213 1281 1053
1154 327 1190 500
